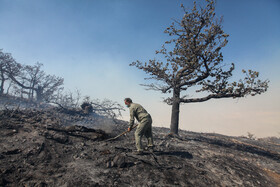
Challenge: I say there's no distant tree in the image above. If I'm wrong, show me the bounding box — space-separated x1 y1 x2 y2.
51 89 82 108
247 132 256 140
24 62 45 99
6 61 64 102
52 93 124 121
130 0 269 135
0 51 10 95
0 50 21 95
83 96 125 121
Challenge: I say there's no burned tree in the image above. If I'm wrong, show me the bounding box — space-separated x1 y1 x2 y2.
52 93 124 122
23 62 45 100
0 50 21 95
0 51 10 95
130 0 269 135
51 89 82 109
81 102 93 114
5 61 64 102
83 97 125 121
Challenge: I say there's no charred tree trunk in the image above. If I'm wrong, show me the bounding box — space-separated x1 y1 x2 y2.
0 71 5 95
36 86 44 102
170 88 180 134
6 81 12 95
0 79 4 95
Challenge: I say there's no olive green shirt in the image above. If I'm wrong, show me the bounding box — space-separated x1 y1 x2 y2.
128 103 151 128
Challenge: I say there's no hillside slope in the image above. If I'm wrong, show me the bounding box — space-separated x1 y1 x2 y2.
0 108 279 187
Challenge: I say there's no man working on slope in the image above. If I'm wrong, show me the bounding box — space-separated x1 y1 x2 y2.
124 98 154 155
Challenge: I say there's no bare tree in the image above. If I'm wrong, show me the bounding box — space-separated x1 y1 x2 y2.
6 61 64 102
82 96 124 121
51 89 82 108
247 132 256 140
23 62 45 99
90 99 124 120
130 0 269 135
52 93 124 122
0 50 20 95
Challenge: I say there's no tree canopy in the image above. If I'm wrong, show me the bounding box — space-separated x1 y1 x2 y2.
130 0 269 134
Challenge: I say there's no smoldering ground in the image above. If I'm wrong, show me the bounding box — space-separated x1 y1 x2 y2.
0 102 279 187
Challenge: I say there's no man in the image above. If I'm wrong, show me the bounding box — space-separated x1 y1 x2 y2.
124 98 154 155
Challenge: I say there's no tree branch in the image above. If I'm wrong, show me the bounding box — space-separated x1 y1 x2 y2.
180 93 242 103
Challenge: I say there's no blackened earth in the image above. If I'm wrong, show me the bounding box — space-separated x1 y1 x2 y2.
0 108 279 187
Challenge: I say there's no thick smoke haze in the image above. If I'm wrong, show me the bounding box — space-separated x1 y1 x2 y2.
0 0 279 137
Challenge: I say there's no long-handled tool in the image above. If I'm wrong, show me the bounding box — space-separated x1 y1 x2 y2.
105 124 138 142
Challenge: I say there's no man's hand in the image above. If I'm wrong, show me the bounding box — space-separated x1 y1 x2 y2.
128 128 131 132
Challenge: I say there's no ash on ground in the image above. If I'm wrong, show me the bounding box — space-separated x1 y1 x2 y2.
0 107 280 187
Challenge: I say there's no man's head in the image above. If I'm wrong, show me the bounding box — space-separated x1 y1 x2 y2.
124 98 132 107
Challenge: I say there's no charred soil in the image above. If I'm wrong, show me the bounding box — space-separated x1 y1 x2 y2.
0 108 279 187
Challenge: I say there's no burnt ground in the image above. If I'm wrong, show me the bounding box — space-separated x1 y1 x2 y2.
0 108 280 187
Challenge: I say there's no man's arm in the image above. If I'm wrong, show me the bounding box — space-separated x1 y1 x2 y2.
128 108 135 130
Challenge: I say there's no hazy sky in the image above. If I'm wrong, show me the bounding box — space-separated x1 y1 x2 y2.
0 0 279 137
